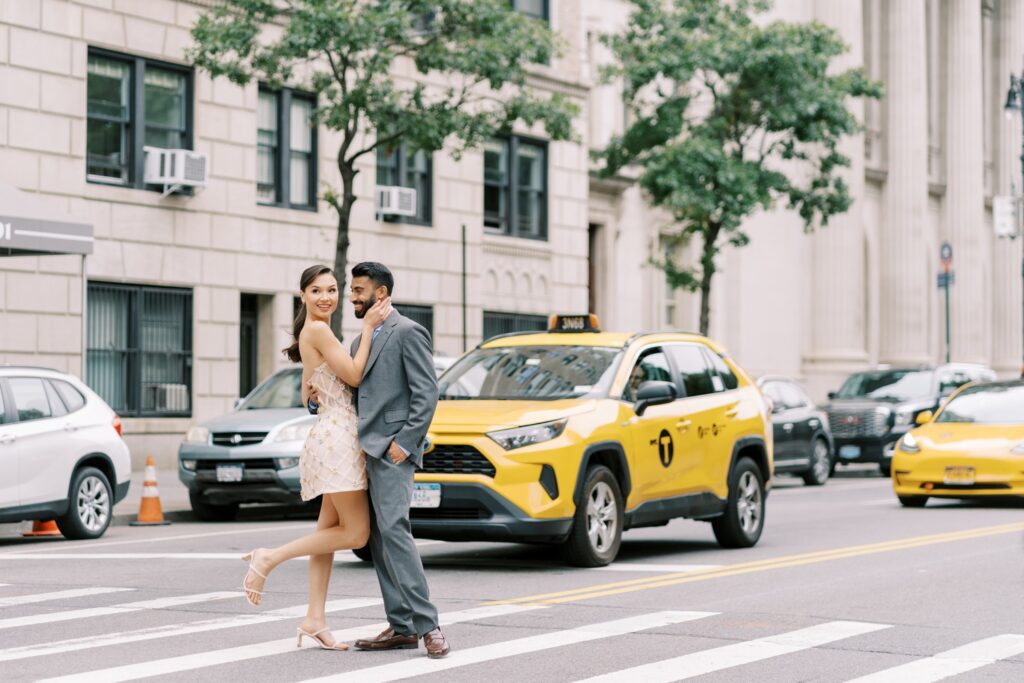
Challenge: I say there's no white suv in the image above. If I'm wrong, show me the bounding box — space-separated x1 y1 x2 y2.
0 367 131 539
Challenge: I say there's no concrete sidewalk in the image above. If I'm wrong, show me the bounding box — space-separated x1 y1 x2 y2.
112 468 193 525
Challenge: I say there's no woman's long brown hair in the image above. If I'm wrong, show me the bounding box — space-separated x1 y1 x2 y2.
283 264 336 363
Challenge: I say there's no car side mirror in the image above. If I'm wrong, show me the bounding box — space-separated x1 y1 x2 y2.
233 397 245 410
915 410 933 425
763 396 775 414
635 380 677 416
827 391 837 400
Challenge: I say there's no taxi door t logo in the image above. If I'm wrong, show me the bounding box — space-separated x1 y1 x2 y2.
658 429 674 467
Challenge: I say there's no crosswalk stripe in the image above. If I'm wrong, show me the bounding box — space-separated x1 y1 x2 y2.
0 552 365 563
848 634 1024 683
575 620 892 682
0 591 239 630
0 597 382 663
0 587 133 607
40 604 546 683
300 610 717 683
588 564 722 573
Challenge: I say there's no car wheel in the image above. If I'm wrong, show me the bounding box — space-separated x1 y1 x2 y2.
801 439 832 486
898 495 928 508
879 461 892 477
189 491 239 522
56 467 112 540
562 465 623 567
712 458 766 549
351 543 373 562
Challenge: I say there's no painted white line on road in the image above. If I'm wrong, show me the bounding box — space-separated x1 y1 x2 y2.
0 587 133 607
576 620 892 682
41 603 546 683
0 591 239 630
0 598 381 663
589 563 721 574
302 611 718 683
848 634 1024 683
0 552 366 564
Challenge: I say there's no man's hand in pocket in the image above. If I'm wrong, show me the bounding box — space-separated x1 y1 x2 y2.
387 441 407 465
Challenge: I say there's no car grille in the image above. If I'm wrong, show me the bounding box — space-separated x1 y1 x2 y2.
827 409 888 438
420 445 496 477
195 458 276 471
211 432 268 447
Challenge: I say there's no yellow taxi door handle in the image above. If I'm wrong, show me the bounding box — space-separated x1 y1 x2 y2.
675 419 691 433
724 409 739 418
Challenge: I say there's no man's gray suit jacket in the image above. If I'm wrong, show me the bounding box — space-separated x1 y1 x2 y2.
350 310 438 466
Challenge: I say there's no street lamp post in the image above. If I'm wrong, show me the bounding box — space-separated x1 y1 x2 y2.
1004 70 1024 377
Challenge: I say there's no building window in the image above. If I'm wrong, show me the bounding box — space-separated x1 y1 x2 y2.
483 311 548 340
484 136 547 240
86 49 192 188
512 0 549 22
87 283 192 417
257 86 317 210
376 144 433 225
394 303 434 337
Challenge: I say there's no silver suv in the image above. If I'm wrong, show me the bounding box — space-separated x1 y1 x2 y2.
0 366 131 539
178 366 312 520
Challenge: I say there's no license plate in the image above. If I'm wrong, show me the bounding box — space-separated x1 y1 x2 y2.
943 466 975 486
216 464 244 483
839 445 861 459
411 483 441 508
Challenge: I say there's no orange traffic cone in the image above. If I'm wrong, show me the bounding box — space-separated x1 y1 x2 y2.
130 456 171 526
23 520 62 537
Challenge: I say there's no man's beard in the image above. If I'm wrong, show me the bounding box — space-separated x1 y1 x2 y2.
353 293 377 319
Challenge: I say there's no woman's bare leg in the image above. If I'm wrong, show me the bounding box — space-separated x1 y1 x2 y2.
243 490 370 604
301 495 339 637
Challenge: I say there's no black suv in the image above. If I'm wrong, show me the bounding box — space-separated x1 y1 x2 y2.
823 364 996 476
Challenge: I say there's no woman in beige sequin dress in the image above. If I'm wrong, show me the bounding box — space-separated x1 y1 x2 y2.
241 264 390 650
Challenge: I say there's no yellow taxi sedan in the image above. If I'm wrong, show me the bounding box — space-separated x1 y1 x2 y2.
892 380 1024 507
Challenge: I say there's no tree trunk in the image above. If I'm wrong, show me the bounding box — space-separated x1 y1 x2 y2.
698 224 720 337
330 163 358 342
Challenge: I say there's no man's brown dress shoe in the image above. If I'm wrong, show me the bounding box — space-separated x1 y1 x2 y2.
353 626 419 651
423 628 450 658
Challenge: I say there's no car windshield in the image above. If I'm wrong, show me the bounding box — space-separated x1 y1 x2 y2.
439 345 621 400
935 384 1024 424
239 368 303 409
836 370 934 401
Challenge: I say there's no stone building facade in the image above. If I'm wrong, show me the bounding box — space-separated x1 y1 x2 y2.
585 0 1024 401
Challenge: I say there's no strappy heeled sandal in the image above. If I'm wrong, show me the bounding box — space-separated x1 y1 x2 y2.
241 550 268 606
297 626 350 650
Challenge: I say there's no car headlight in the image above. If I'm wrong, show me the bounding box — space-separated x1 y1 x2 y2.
184 426 210 444
1011 441 1024 455
181 459 197 471
487 419 568 451
893 408 915 426
899 432 920 453
275 457 300 469
273 421 314 443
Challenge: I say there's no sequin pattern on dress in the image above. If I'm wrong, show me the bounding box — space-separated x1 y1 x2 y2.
299 362 366 500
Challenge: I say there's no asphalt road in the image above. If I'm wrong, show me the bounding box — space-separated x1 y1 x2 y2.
1 468 1022 682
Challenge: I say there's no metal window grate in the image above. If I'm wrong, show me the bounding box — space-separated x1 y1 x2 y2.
483 311 548 341
394 303 434 337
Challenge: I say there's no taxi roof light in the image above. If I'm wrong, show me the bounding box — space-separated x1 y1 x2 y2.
549 314 600 333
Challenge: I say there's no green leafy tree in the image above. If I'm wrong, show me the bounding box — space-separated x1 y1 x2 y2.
189 0 577 338
598 0 882 336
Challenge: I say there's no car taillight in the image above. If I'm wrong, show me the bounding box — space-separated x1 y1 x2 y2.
112 414 122 437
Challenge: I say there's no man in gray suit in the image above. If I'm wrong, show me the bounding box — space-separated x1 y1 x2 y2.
345 262 449 658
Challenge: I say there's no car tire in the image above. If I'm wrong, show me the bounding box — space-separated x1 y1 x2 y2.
56 467 113 540
351 543 373 562
879 461 892 477
801 439 832 486
712 458 766 549
898 495 928 508
562 465 623 567
189 492 239 522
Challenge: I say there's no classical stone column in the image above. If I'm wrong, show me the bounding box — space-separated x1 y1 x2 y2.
880 0 931 365
944 0 990 364
804 0 868 399
994 0 1024 376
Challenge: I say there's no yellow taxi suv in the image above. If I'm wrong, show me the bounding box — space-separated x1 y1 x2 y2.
409 315 773 566
892 379 1024 507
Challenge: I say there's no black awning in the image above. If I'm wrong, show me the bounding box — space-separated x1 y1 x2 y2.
0 183 94 256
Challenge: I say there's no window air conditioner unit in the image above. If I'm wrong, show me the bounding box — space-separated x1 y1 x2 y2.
376 186 418 217
146 383 190 413
144 146 208 197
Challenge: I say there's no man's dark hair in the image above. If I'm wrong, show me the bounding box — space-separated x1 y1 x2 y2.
352 261 394 296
